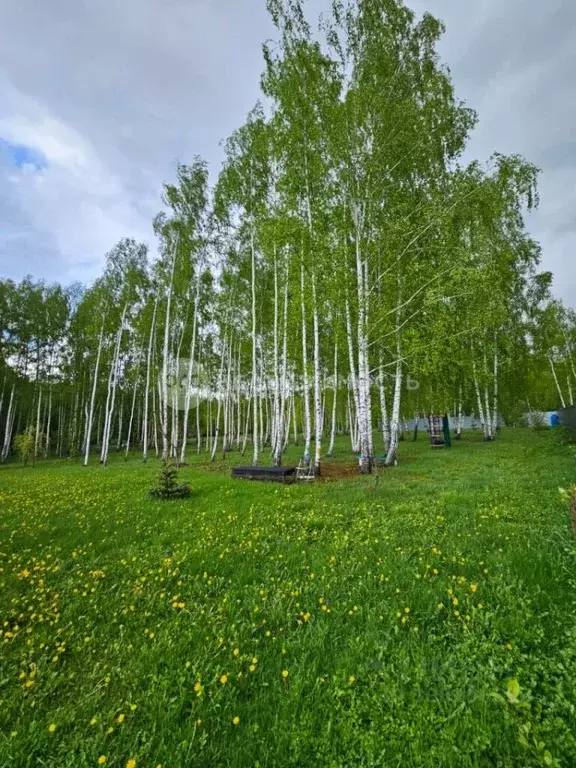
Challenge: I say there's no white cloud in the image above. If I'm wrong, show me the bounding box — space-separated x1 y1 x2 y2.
0 78 153 282
0 0 574 306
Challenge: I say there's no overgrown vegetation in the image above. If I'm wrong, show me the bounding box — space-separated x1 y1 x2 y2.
13 429 35 467
1 430 575 767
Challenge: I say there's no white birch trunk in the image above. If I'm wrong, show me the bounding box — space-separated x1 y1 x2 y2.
378 352 390 453
152 381 159 458
101 304 127 465
241 384 252 457
272 246 281 463
100 357 115 462
473 372 486 438
300 258 311 461
385 276 403 467
222 342 233 459
57 398 64 457
292 389 298 446
311 270 322 475
277 274 289 460
456 386 463 439
34 387 43 459
44 386 53 457
210 337 227 462
116 391 124 451
235 349 242 450
125 374 139 460
283 391 291 451
484 387 493 438
491 343 499 437
345 298 360 449
347 384 359 453
250 226 259 465
142 296 158 462
353 206 372 473
1 384 15 461
161 233 179 462
385 357 402 466
327 340 338 457
549 357 566 408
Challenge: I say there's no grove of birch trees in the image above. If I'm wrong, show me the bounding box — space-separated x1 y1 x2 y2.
1 0 574 473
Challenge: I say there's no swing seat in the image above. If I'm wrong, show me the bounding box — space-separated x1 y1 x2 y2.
295 457 315 482
427 415 445 448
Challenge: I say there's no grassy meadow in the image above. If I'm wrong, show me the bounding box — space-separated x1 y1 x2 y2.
1 429 576 767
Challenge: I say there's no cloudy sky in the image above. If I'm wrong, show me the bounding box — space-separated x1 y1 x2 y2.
0 0 574 306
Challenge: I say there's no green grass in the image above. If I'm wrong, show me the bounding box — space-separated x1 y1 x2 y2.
1 429 576 768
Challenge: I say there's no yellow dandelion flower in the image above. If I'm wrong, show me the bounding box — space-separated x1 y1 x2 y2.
348 675 356 684
281 669 289 679
252 657 258 664
98 757 107 766
130 704 137 711
249 664 256 672
126 760 137 768
232 715 240 726
452 598 459 606
220 674 228 685
470 584 477 592
48 723 56 733
90 717 98 726
233 648 240 657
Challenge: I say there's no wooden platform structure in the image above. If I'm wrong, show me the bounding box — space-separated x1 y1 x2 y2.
231 465 297 484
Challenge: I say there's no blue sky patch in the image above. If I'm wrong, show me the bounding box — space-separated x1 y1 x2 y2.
0 138 47 170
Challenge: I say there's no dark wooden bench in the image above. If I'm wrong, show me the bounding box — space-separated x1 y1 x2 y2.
231 466 297 484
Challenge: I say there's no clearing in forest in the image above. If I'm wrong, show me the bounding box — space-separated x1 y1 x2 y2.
1 429 575 767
